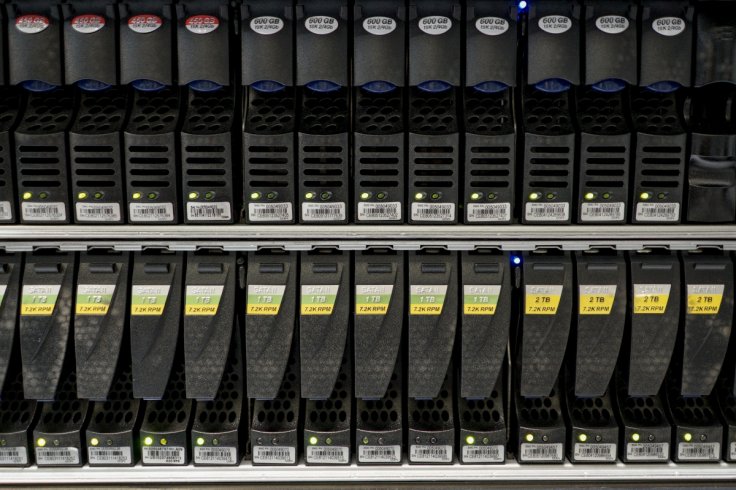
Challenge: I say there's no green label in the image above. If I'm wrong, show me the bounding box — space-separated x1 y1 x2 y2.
185 285 224 316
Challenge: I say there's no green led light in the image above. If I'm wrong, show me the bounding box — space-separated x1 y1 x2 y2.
132 192 142 200
90 438 99 447
305 192 316 200
631 433 640 442
22 192 32 200
147 192 158 200
36 438 47 448
376 192 387 200
584 192 595 201
38 192 48 200
529 192 541 201
143 436 153 446
639 192 651 201
204 191 215 200
78 192 88 200
320 192 332 201
431 192 441 200
309 436 318 446
415 192 426 201
578 433 587 443
546 192 555 200
94 192 104 200
196 437 206 446
602 192 611 200
487 192 497 200
524 433 534 443
250 192 262 200
266 192 277 200
362 437 369 445
325 437 333 445
657 193 666 200
188 192 199 200
160 438 168 446
360 192 371 200
482 437 490 445
683 432 692 442
465 435 476 445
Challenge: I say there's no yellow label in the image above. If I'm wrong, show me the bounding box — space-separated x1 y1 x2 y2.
185 285 224 316
301 285 339 315
247 285 286 315
21 285 61 316
355 285 393 315
525 285 563 315
633 284 671 314
75 285 116 316
579 285 617 315
410 285 448 315
131 285 170 316
463 285 501 315
687 284 724 315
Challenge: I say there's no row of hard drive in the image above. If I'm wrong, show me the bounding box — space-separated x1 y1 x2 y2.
0 249 735 466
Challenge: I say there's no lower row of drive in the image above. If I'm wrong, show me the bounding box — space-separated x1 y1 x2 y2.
0 248 735 466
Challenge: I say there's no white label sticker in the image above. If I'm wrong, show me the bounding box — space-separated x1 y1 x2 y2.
252 446 296 464
128 14 163 34
305 16 338 35
462 444 504 463
142 446 185 465
185 15 219 34
539 15 572 34
249 202 293 222
71 14 106 34
467 202 511 222
302 202 346 222
0 447 28 466
187 202 231 221
358 202 401 221
129 202 174 222
194 446 237 465
574 443 616 462
250 16 284 35
22 202 66 222
626 442 669 461
653 17 686 37
88 446 132 465
418 16 452 35
0 285 6 308
475 17 509 36
358 445 401 463
525 202 569 222
16 15 49 34
410 444 452 463
678 443 720 461
0 201 12 221
411 202 455 222
580 202 625 222
363 16 397 36
305 446 349 464
636 202 679 222
36 447 80 465
730 442 736 461
595 16 629 34
520 443 564 462
76 202 121 222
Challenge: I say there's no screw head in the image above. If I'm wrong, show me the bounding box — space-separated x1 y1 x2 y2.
542 435 549 442
482 437 490 445
648 434 655 442
377 437 384 445
256 438 263 445
271 438 278 445
430 437 437 444
325 437 333 445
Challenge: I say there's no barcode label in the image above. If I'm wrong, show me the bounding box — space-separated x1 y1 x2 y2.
249 202 293 222
357 202 401 221
187 202 231 221
466 202 511 223
302 202 346 222
409 444 452 463
677 442 719 461
22 202 66 221
0 201 12 221
305 445 349 464
129 202 174 222
462 444 504 463
142 446 185 465
580 202 625 222
520 443 563 462
0 447 28 465
411 203 455 222
76 202 122 222
525 202 569 222
252 445 296 464
358 445 401 463
194 446 237 465
574 443 616 462
36 447 80 465
626 442 669 461
88 446 132 465
636 202 679 222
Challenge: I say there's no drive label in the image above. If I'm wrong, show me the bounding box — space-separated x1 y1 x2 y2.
185 285 224 316
579 285 617 315
410 444 452 463
301 285 339 315
633 284 671 314
252 446 295 464
131 285 170 315
687 284 724 314
410 285 448 315
463 285 501 315
355 285 393 315
76 284 116 315
247 285 286 315
525 285 563 315
21 284 61 316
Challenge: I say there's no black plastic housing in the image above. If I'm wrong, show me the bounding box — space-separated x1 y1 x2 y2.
565 375 619 463
665 378 723 463
639 0 693 89
0 254 22 392
407 371 456 464
70 89 128 224
183 251 236 400
15 89 75 224
695 1 736 87
119 0 174 87
354 0 405 88
408 0 461 87
458 375 507 464
299 250 350 400
354 249 404 400
583 0 637 87
0 365 38 467
8 0 63 87
408 250 458 399
526 0 581 87
129 251 184 400
295 0 349 88
74 251 130 400
241 0 294 88
62 0 117 87
0 89 21 224
515 380 566 464
19 252 76 401
176 0 230 88
466 1 517 90
716 377 736 462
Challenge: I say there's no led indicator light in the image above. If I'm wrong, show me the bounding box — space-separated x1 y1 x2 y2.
362 437 369 445
465 435 476 445
415 192 426 201
512 256 522 266
578 433 587 443
204 192 215 200
529 192 541 201
325 437 333 445
143 436 153 446
90 438 99 447
524 433 534 442
78 192 88 200
39 192 48 200
305 192 316 200
22 192 32 200
470 192 482 201
683 433 692 442
36 438 47 447
250 192 262 200
196 437 205 446
376 192 387 200
360 192 371 200
631 433 640 442
584 192 595 201
132 192 142 200
188 192 199 200
160 438 168 446
309 436 318 446
639 192 651 201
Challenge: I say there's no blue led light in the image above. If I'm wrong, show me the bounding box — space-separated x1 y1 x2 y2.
362 81 397 94
77 79 112 92
591 79 626 93
189 80 223 93
251 80 286 93
518 0 528 10
306 80 342 93
645 81 681 94
417 80 452 93
132 79 167 92
21 80 58 93
512 255 522 266
473 81 509 94
534 78 571 93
